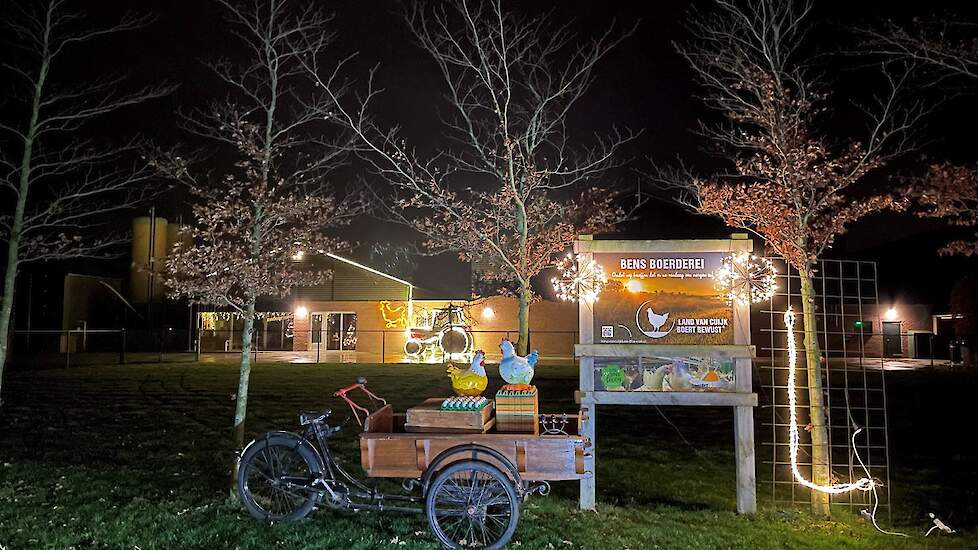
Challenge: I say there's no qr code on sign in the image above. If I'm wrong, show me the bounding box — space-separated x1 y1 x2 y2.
601 325 614 338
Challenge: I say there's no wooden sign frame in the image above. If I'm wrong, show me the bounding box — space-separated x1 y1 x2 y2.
574 235 757 514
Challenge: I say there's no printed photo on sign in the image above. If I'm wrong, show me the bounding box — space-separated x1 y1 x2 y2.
592 252 733 345
594 356 736 392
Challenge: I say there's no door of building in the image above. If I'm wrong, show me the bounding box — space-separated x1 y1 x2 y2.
882 321 901 357
311 312 357 351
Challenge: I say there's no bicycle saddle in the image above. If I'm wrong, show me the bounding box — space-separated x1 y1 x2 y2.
299 409 331 426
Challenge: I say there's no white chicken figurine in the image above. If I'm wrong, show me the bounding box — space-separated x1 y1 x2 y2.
498 338 536 390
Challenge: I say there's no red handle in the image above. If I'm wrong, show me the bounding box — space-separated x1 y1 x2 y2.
333 380 386 427
333 383 362 396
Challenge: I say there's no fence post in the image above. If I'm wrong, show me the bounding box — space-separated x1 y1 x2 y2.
930 334 934 367
316 330 320 364
381 331 386 364
119 329 127 365
65 330 71 369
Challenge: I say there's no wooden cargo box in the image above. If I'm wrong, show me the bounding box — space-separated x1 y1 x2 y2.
405 398 494 433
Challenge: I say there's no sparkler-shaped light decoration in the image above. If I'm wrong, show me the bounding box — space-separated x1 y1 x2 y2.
714 252 777 305
551 253 607 303
784 307 876 494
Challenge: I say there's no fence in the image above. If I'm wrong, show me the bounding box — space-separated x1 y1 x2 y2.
196 328 578 364
8 328 195 368
7 327 578 368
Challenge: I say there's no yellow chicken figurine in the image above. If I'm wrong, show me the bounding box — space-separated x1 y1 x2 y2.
446 350 489 397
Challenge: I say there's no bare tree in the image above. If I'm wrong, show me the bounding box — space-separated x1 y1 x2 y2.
860 18 978 82
655 0 927 516
915 163 978 256
861 19 978 256
157 0 362 459
0 0 172 400
310 0 639 355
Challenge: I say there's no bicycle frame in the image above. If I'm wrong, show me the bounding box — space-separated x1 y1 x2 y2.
276 381 422 514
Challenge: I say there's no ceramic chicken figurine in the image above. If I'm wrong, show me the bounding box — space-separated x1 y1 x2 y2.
499 339 536 390
446 350 488 397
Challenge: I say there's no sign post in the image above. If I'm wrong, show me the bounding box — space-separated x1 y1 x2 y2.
575 235 757 513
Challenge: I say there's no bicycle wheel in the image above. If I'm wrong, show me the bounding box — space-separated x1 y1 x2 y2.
237 433 322 522
425 460 520 550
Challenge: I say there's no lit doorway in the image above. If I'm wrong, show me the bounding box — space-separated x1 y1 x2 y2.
882 321 902 358
311 312 357 351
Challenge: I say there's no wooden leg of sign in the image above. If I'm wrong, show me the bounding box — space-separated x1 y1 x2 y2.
734 404 757 514
580 398 596 510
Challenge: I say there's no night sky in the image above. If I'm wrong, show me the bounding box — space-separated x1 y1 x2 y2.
6 0 978 309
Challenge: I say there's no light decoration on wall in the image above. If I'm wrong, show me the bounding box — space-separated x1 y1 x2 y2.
784 308 905 537
199 311 294 330
378 300 409 329
714 252 777 305
551 253 607 303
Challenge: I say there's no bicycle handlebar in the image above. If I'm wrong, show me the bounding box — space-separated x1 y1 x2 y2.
333 378 386 427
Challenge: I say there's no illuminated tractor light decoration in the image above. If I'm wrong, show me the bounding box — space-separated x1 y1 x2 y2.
713 251 777 305
551 253 608 303
403 303 473 361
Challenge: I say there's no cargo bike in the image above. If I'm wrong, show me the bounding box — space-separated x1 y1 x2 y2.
236 378 589 549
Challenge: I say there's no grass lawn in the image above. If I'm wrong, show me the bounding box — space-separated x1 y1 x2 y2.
0 361 972 549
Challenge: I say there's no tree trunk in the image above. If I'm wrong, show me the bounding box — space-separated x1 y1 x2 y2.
799 268 831 517
229 300 256 493
516 282 530 356
0 253 18 402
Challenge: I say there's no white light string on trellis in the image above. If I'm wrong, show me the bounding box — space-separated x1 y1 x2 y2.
783 307 907 537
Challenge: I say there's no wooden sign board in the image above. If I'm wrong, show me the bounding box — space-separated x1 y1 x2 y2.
575 236 757 514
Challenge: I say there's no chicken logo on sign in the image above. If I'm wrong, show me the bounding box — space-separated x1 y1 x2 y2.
635 301 675 338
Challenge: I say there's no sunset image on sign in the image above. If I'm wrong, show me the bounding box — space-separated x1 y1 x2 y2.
592 252 734 345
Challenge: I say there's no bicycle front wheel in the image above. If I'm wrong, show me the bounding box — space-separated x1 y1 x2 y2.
425 460 520 549
237 433 323 522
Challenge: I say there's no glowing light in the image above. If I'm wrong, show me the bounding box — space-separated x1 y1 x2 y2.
294 306 308 319
625 279 644 293
884 307 898 321
482 306 495 320
784 308 875 495
292 250 304 261
551 253 607 303
714 252 777 305
379 300 409 328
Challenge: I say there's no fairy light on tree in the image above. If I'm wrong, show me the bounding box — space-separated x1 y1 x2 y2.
713 252 777 305
551 253 607 303
784 307 877 495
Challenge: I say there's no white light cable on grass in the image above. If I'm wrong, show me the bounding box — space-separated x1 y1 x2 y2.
783 308 907 537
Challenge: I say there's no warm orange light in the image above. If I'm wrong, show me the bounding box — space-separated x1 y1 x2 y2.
884 307 898 321
294 306 308 319
482 306 495 320
626 279 643 293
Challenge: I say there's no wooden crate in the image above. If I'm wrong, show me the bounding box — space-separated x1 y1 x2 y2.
405 398 494 433
495 386 539 434
359 432 587 481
